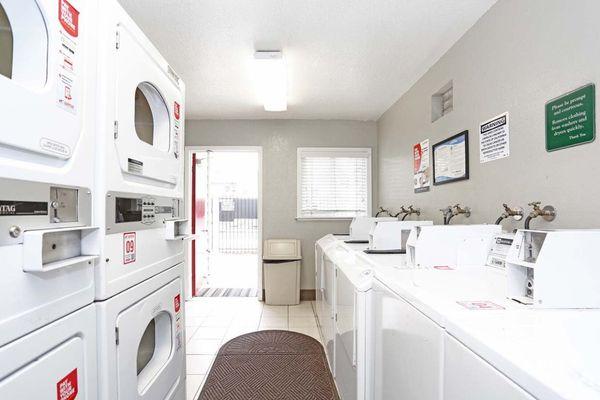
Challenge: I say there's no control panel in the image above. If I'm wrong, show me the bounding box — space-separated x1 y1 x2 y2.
0 178 91 246
485 233 514 270
106 191 183 234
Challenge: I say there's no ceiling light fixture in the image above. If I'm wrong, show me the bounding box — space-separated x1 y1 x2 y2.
254 51 287 112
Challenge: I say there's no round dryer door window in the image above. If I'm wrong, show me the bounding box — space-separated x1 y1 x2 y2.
136 312 172 392
135 82 170 152
0 1 48 87
0 3 13 79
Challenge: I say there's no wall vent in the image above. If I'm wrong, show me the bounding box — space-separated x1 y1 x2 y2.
431 81 453 122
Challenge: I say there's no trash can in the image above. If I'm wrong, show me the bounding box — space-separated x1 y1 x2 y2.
263 239 302 305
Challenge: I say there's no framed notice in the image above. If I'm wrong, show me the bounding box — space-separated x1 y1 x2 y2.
545 84 595 152
433 130 469 185
413 139 431 193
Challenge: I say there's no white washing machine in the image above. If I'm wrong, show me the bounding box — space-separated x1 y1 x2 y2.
96 263 185 400
94 0 189 300
315 234 342 341
370 277 444 400
334 251 373 400
0 304 98 399
0 0 99 347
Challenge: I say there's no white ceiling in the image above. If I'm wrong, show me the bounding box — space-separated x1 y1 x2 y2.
118 0 496 121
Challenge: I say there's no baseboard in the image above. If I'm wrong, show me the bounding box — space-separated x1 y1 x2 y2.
261 289 316 302
300 289 316 301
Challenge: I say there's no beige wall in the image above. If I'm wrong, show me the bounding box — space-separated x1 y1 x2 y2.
378 0 600 231
186 119 378 289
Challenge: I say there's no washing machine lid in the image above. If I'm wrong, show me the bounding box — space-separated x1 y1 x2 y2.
114 23 183 186
116 276 183 399
0 0 85 161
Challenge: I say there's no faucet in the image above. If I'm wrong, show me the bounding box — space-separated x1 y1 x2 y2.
446 204 470 225
400 205 420 221
439 206 453 225
524 202 556 229
375 206 390 217
495 203 524 225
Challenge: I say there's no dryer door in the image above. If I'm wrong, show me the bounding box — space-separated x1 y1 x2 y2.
0 304 96 399
116 277 184 399
0 0 84 161
114 23 183 186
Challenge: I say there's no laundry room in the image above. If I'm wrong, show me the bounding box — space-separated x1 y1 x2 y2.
0 1 599 400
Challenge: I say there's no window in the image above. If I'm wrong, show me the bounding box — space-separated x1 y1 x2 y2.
431 80 453 122
297 148 371 219
135 82 170 151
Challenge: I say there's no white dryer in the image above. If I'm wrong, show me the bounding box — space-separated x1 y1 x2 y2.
96 263 185 400
94 0 189 300
0 0 97 187
0 304 98 400
0 0 99 347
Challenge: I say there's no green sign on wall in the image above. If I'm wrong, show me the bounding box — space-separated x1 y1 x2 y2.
546 84 595 151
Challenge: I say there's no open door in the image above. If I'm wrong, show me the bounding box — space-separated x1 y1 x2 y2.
189 147 262 299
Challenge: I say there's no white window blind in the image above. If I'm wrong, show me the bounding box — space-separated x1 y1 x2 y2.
297 148 371 219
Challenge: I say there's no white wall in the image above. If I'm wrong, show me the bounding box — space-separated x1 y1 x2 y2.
186 119 378 289
378 0 600 230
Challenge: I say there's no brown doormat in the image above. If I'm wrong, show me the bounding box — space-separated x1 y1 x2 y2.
198 330 340 400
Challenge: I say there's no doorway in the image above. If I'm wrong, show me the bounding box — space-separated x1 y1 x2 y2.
188 147 262 298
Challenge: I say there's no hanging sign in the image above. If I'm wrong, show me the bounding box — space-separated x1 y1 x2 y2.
479 112 509 163
546 84 595 151
413 139 431 193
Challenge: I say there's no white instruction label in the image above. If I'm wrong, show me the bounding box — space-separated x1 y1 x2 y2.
479 112 509 163
56 0 80 115
457 300 504 310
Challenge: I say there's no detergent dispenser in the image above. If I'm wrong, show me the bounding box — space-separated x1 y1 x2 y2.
506 230 600 308
366 220 432 254
348 216 396 242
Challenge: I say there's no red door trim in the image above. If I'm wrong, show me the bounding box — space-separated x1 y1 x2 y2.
191 152 197 297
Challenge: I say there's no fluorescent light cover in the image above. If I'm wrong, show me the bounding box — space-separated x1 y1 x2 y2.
254 51 287 112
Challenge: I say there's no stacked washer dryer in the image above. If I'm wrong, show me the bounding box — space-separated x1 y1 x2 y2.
93 1 189 399
0 0 99 398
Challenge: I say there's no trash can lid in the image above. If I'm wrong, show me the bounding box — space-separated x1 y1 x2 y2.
263 239 301 260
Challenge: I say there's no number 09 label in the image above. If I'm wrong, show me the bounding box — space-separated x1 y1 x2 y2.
123 232 136 264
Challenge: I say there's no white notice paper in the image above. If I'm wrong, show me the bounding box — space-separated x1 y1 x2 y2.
480 112 510 163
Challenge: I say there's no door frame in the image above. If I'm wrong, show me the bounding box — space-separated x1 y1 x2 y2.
185 145 264 301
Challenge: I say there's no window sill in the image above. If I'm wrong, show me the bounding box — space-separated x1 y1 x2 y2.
295 217 355 221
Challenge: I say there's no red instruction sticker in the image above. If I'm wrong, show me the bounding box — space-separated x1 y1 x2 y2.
457 301 505 310
434 265 454 270
123 232 136 264
174 294 181 312
59 0 79 37
56 368 78 400
174 102 181 120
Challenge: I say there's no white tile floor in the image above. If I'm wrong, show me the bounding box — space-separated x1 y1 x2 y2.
184 297 322 400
